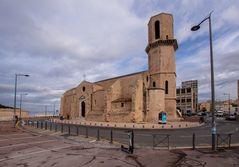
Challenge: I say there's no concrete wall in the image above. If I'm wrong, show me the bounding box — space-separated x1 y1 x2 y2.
0 109 29 120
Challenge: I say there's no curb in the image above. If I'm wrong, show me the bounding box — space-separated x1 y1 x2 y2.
50 119 204 130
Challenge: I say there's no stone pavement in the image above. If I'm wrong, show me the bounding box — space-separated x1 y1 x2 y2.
1 121 239 167
51 118 203 129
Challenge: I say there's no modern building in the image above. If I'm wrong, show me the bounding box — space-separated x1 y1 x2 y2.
176 80 198 114
60 13 178 123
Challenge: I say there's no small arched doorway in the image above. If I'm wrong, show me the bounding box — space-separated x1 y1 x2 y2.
81 101 85 117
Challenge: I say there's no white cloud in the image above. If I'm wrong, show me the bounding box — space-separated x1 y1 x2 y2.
0 0 239 114
222 5 239 25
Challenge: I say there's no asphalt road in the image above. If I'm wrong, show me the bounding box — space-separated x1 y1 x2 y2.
1 121 239 167
28 117 239 149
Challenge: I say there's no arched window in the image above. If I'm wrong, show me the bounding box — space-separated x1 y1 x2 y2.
165 81 168 94
153 81 156 87
155 21 160 39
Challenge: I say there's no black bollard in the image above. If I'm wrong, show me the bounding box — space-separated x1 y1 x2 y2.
55 123 57 132
97 129 100 141
50 122 52 131
110 129 113 144
192 133 195 150
68 125 71 135
85 127 88 138
76 126 79 136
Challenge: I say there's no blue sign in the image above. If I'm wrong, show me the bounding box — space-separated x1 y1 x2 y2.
162 113 167 122
159 112 167 124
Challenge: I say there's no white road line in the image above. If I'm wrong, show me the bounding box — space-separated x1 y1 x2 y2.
180 135 211 138
89 140 96 143
49 132 62 136
0 145 74 162
0 133 29 137
0 136 42 142
0 140 55 149
33 130 49 134
135 134 153 137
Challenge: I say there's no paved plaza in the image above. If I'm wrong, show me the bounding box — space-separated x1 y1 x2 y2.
0 121 239 167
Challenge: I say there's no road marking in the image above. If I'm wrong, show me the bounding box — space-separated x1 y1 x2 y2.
89 140 96 143
0 136 42 142
134 134 152 137
0 140 55 149
180 135 211 138
0 133 29 137
0 145 74 162
34 130 49 134
198 143 211 146
49 132 62 136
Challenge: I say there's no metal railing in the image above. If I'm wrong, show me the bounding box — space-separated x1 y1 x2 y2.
153 134 170 150
25 119 237 150
217 133 232 149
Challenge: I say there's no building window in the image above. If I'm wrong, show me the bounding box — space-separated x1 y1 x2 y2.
153 81 156 87
95 100 96 105
166 35 168 39
82 86 85 92
154 21 160 39
165 81 168 94
181 89 185 93
187 88 191 93
121 103 124 107
146 76 149 82
176 89 180 94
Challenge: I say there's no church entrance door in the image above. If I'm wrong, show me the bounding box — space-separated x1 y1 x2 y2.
81 101 85 117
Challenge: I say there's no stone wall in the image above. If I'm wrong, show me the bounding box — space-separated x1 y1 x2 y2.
146 88 165 123
0 109 29 120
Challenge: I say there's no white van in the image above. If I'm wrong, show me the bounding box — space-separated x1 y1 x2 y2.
216 110 224 117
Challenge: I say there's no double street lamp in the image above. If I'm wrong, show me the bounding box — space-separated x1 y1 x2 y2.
191 11 216 151
14 74 29 126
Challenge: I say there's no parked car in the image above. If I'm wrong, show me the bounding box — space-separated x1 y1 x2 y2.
197 112 207 116
226 113 236 120
185 110 192 116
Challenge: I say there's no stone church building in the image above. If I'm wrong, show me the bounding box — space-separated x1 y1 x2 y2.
60 13 178 123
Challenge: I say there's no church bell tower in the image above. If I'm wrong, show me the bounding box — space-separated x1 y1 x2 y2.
146 13 178 121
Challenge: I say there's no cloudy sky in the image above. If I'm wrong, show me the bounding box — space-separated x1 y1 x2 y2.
0 0 239 115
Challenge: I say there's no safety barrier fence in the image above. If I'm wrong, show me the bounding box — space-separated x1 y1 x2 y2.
25 119 236 150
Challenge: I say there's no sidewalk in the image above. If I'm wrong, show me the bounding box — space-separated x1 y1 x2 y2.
51 118 203 129
20 123 239 167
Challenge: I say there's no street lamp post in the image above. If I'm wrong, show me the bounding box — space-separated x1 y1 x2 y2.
13 74 29 127
20 93 28 120
191 11 216 151
224 93 230 115
45 105 47 117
